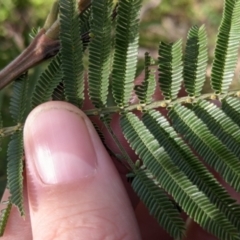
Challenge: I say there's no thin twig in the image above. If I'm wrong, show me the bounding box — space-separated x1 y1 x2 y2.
84 90 240 116
0 29 60 90
104 120 136 170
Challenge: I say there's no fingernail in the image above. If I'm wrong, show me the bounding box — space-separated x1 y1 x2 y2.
24 105 97 184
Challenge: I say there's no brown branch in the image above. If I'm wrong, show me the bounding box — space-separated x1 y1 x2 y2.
0 29 60 90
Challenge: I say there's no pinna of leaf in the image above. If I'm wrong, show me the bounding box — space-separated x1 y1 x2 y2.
1 0 240 239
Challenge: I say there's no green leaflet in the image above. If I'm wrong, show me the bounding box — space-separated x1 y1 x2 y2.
31 54 62 108
211 0 240 94
7 130 24 216
169 104 240 192
222 96 240 128
3 73 29 223
134 52 156 104
79 3 92 49
112 0 142 107
59 0 84 107
120 112 239 240
183 25 208 97
132 169 185 239
0 198 12 236
193 99 240 160
88 0 113 108
51 81 65 101
158 40 183 100
92 122 105 145
9 73 28 123
143 109 240 231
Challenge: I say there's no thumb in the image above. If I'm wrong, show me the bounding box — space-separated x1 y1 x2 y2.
24 101 140 240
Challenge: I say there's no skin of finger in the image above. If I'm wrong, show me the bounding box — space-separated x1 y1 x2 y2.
0 181 32 240
24 101 141 240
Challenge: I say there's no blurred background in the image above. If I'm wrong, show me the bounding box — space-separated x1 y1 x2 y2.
0 0 225 195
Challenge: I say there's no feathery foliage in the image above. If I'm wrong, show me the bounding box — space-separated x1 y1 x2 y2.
79 3 91 49
134 52 156 104
158 40 183 100
222 96 240 127
31 54 62 108
6 131 24 215
193 100 240 159
169 104 240 192
112 0 142 107
211 0 240 94
9 73 28 123
1 0 240 239
59 0 84 107
142 109 240 225
183 25 208 97
5 73 29 216
88 0 113 108
121 112 239 240
51 81 65 101
132 168 185 239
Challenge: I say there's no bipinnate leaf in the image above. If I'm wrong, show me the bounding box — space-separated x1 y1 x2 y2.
121 112 239 240
169 104 240 193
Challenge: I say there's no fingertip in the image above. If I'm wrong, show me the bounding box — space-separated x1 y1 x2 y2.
24 101 140 240
24 101 97 185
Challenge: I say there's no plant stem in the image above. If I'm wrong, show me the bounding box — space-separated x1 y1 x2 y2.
1 90 239 138
0 124 23 137
43 0 59 30
104 121 136 170
84 90 240 116
0 29 60 90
